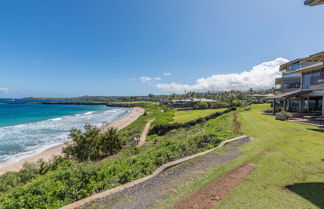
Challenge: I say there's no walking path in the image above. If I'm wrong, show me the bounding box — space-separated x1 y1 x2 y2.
137 119 155 147
74 136 250 209
173 163 256 209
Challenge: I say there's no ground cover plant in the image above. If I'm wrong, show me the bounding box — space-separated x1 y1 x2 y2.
151 104 324 209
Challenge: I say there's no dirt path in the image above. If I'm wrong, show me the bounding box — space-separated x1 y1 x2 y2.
81 137 250 209
173 163 256 209
137 119 154 147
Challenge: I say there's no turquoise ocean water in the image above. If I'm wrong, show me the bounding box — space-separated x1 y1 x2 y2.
0 99 130 164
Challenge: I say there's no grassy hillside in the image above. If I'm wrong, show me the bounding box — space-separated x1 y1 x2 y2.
118 102 174 140
173 108 226 123
153 104 324 209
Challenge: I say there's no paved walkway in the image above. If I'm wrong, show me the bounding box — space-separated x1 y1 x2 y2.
137 119 155 147
80 137 250 209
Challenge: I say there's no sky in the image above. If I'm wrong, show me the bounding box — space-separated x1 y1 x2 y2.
0 0 323 97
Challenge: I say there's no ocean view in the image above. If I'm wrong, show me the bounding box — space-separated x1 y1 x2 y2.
0 1 323 208
0 99 130 164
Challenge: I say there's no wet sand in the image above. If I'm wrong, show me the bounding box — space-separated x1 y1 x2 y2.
0 107 144 175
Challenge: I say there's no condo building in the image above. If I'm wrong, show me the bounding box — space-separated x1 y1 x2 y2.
272 52 324 115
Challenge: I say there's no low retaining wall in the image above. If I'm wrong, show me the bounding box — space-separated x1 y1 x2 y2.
61 135 248 209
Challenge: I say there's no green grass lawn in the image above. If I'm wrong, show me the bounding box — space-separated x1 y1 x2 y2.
148 111 237 142
173 108 226 123
154 104 324 209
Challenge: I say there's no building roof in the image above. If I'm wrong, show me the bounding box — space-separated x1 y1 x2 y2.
252 94 274 97
304 0 324 5
172 98 214 102
268 90 312 99
303 51 324 62
279 58 306 71
279 51 324 72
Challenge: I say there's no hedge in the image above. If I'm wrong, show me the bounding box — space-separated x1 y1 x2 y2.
148 107 236 136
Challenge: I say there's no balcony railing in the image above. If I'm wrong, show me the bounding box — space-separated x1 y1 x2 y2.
283 83 301 89
278 83 301 91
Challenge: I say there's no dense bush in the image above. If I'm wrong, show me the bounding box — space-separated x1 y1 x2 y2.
193 101 230 109
0 134 223 209
0 156 74 196
63 125 123 162
148 107 236 136
280 111 293 120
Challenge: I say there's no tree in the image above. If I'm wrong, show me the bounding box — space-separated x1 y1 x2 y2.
63 124 123 161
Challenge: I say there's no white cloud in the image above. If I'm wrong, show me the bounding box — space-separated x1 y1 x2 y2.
163 72 172 76
140 76 161 84
140 76 152 83
0 88 9 91
156 58 289 93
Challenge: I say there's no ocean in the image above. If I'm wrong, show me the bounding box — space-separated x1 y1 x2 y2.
0 99 130 164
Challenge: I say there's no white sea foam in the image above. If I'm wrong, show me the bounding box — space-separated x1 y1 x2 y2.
0 107 130 165
50 117 62 121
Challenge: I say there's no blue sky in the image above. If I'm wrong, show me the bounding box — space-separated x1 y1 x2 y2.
0 0 323 97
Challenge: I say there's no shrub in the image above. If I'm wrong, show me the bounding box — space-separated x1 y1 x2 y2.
0 156 74 196
193 101 230 110
63 125 123 162
281 111 293 120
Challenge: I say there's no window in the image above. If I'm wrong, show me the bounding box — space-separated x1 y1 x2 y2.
287 63 302 72
289 100 300 112
302 68 324 89
282 80 300 90
302 73 311 89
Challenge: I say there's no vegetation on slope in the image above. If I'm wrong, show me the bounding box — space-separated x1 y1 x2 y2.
0 102 238 209
118 102 174 141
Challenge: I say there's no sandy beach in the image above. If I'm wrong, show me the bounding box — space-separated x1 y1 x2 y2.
0 107 144 175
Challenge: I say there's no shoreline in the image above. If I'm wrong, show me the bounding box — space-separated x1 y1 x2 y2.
0 107 145 175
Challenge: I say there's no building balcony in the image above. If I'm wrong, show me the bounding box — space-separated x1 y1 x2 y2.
277 84 301 92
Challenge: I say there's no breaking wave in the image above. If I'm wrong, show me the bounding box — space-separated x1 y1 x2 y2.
0 107 130 165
